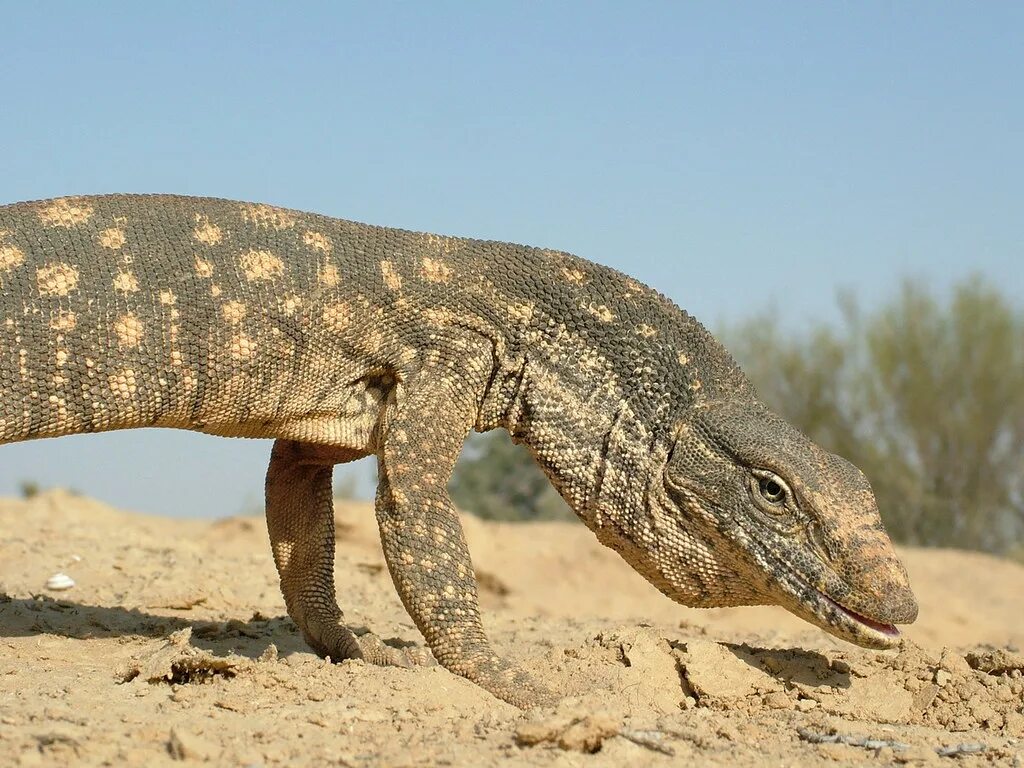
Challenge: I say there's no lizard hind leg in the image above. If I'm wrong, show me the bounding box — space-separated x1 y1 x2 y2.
264 438 429 667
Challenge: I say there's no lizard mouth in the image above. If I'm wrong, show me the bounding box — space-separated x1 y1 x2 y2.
763 548 904 649
815 589 900 641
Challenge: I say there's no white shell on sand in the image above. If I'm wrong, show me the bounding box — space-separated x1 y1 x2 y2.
45 572 76 591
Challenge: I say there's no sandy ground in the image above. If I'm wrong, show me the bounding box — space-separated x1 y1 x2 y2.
0 490 1022 766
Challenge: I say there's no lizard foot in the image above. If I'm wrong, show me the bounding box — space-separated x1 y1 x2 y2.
303 622 434 668
455 655 559 709
355 630 436 668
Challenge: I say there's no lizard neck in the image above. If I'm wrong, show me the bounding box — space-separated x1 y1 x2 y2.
499 354 657 528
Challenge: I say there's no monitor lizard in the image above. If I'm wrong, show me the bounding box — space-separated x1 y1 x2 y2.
0 195 918 707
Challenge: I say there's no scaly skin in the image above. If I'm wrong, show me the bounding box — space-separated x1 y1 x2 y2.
0 195 918 707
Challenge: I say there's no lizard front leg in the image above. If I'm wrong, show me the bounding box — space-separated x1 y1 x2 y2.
375 370 557 709
265 439 426 666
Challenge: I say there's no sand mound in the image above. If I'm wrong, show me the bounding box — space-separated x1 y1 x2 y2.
0 490 1021 765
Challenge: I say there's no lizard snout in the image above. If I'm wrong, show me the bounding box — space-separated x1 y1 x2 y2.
840 552 919 625
871 579 918 624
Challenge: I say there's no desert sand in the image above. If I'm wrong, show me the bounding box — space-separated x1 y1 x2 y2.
0 489 1021 766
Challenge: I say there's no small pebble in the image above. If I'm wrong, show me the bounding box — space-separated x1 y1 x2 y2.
45 573 75 591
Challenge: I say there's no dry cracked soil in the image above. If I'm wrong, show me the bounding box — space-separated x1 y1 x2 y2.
0 490 1022 766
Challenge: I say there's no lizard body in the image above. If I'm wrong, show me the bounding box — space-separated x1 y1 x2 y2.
0 195 917 706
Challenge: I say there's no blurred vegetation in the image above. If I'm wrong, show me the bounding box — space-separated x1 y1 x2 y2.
19 480 40 499
16 480 80 499
450 432 571 522
727 277 1024 555
334 471 361 501
450 277 1024 557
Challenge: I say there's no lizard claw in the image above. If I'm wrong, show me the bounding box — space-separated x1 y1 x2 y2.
300 622 434 667
355 631 436 668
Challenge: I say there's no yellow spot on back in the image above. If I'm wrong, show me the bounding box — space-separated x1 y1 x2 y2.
678 352 689 366
303 231 332 253
322 302 352 332
318 263 340 287
585 303 615 322
193 217 223 245
221 301 247 324
229 334 255 360
636 324 657 338
159 290 177 306
281 295 302 315
47 394 71 428
239 249 284 281
113 271 139 293
210 284 222 298
36 263 79 296
98 227 126 249
241 203 296 230
506 301 535 324
421 257 453 283
0 244 25 271
381 261 402 292
194 256 214 278
50 311 77 331
37 198 94 227
424 233 458 255
108 368 138 399
562 266 586 283
114 313 144 348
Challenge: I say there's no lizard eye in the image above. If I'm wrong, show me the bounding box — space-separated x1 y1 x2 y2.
757 475 787 505
748 470 799 524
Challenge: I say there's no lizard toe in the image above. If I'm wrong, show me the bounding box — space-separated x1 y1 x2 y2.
356 631 436 668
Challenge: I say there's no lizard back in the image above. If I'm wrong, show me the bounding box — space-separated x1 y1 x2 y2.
0 194 745 453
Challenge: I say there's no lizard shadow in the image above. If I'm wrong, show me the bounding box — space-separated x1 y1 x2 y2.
0 594 421 662
722 642 852 690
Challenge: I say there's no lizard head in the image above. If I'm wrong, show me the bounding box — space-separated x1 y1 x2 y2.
651 399 918 649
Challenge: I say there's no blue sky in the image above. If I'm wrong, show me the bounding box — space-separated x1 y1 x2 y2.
1 3 1020 518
